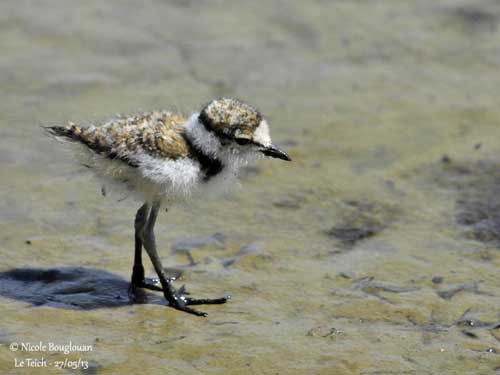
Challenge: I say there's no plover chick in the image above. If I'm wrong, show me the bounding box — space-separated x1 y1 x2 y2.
47 98 291 316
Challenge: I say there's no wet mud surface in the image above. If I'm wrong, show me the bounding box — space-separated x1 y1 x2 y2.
1 1 500 374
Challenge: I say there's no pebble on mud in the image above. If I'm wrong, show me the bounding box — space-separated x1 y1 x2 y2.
441 154 451 163
432 276 444 284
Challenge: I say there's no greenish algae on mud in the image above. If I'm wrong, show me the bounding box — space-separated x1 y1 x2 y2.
1 1 500 374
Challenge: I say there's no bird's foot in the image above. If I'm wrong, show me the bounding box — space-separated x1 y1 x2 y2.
165 284 230 317
129 276 229 316
135 277 164 291
128 276 166 302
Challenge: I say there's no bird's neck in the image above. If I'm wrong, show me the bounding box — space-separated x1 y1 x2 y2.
184 114 224 181
185 114 222 158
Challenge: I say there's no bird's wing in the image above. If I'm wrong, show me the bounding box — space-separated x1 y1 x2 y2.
47 111 191 166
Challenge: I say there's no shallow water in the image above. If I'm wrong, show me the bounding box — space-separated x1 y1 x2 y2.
1 1 500 374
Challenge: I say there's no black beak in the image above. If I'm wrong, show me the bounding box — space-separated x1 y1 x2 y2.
261 144 291 161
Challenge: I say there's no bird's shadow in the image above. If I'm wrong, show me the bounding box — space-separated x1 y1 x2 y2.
0 267 163 310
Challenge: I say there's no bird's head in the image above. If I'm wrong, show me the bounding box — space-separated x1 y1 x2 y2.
194 98 291 163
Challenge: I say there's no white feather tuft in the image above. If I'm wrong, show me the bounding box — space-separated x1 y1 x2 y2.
136 152 200 199
185 114 221 157
253 120 272 147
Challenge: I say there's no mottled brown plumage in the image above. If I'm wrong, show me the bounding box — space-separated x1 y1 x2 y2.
54 111 190 162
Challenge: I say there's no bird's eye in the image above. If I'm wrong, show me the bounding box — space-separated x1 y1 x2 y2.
235 138 251 146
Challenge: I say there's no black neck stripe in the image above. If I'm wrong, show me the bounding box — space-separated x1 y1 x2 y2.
182 133 224 182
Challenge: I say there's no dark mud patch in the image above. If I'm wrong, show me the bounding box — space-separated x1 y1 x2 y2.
407 308 500 347
272 189 312 210
454 309 500 345
439 3 499 34
273 196 305 210
327 226 380 247
352 277 420 303
436 282 483 300
433 158 500 246
0 267 143 309
354 277 420 295
451 5 498 32
325 200 398 248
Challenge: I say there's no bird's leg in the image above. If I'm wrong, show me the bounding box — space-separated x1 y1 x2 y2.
129 203 162 298
141 200 229 317
131 202 149 285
